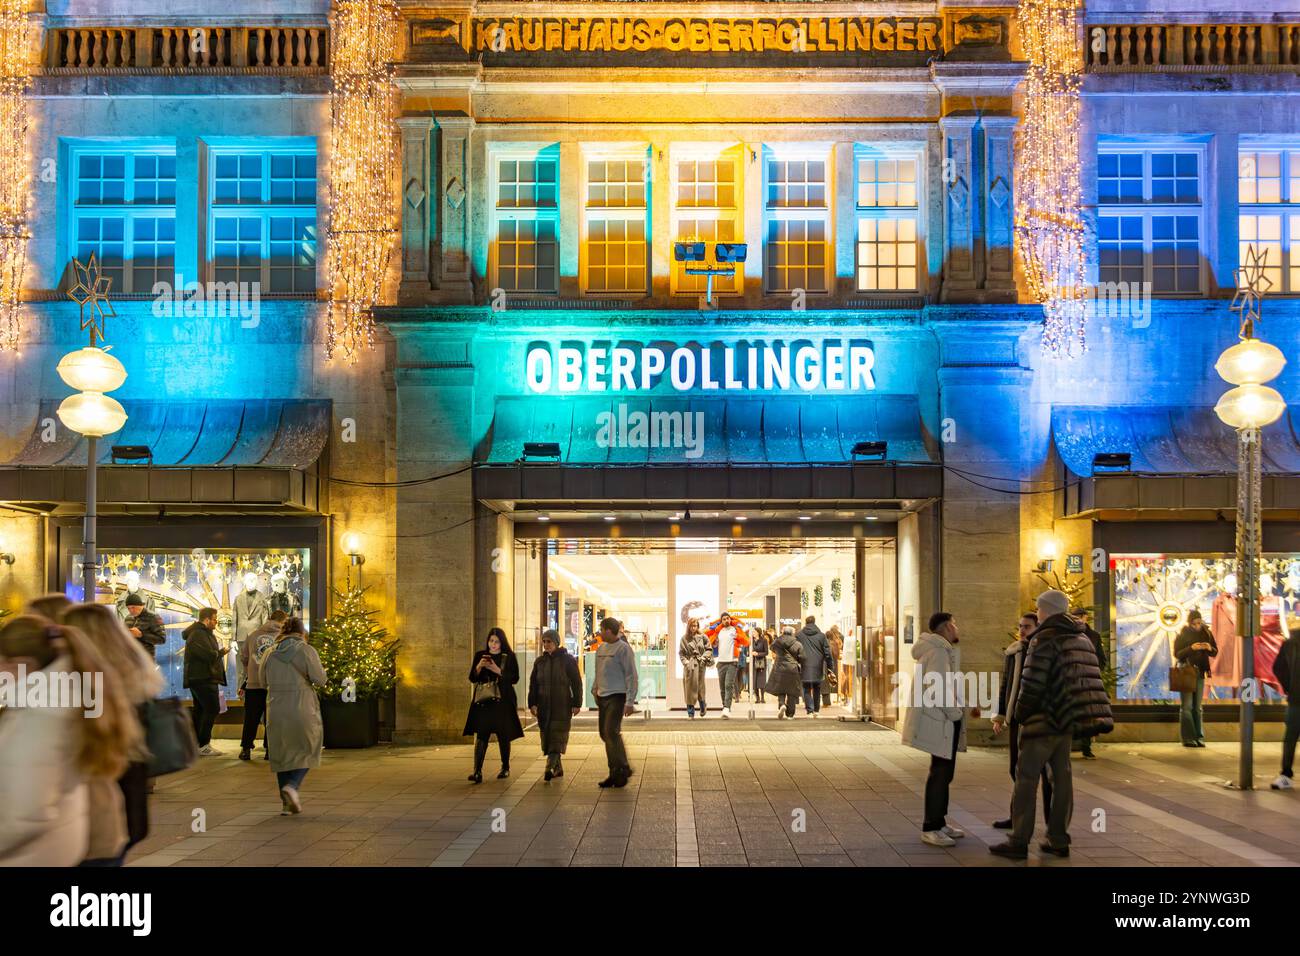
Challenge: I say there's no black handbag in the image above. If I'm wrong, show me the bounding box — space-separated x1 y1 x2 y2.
143 697 198 778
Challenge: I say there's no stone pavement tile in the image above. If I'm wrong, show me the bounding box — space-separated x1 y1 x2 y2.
797 853 855 867
571 854 627 867
699 854 750 867
624 848 677 867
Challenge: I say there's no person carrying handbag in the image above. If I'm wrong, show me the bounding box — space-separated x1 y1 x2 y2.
1173 609 1217 748
463 628 524 783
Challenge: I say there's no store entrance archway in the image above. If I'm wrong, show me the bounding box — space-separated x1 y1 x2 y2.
512 533 897 723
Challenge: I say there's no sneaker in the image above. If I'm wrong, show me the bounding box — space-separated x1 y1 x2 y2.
688 710 695 719
721 709 731 719
198 745 221 757
1039 842 1070 858
992 818 1013 830
1272 774 1294 790
279 794 291 816
238 748 251 761
777 706 786 719
942 825 966 839
280 786 302 815
921 830 956 848
544 769 554 782
988 841 1028 860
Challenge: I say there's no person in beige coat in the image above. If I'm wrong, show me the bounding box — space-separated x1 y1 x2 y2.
262 617 327 815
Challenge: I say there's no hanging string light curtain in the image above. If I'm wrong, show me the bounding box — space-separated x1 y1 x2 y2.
325 0 400 363
0 0 37 354
1014 0 1087 356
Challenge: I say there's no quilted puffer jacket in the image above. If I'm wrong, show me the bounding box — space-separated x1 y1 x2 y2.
1015 612 1114 740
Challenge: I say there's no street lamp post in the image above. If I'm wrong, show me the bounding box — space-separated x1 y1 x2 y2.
59 254 126 602
1213 246 1283 791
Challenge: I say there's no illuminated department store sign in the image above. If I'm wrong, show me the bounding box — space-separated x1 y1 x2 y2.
524 340 876 394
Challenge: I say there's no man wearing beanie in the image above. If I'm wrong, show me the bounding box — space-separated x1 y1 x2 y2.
990 589 1113 860
123 593 166 660
527 628 583 781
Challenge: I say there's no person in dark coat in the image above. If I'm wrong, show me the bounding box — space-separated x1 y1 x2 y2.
991 611 1052 829
1173 608 1218 748
991 590 1113 860
751 628 770 703
182 609 227 756
463 627 525 783
796 616 834 716
122 595 165 661
1272 627 1300 790
766 625 805 718
1072 607 1107 758
528 628 582 781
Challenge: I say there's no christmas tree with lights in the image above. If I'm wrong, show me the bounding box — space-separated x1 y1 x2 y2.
311 585 399 700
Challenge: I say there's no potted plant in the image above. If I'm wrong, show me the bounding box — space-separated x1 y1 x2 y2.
311 585 400 748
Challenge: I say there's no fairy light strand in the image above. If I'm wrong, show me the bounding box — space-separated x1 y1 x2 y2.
1014 0 1087 356
0 1 37 354
325 0 400 363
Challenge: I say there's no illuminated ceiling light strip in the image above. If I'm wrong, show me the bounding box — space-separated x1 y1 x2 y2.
610 555 649 597
325 0 401 364
1014 0 1088 357
0 0 37 354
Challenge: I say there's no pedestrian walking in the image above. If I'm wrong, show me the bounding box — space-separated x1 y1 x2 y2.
63 604 163 864
766 625 805 718
0 614 139 866
25 593 72 621
679 617 712 717
239 609 286 761
1271 626 1299 790
901 612 979 847
751 628 770 704
263 617 327 815
990 611 1052 829
121 594 166 661
593 616 638 787
182 608 227 756
528 628 582 781
990 590 1113 860
1073 607 1107 759
797 615 833 717
1173 609 1217 748
705 612 748 718
823 625 843 707
463 627 525 783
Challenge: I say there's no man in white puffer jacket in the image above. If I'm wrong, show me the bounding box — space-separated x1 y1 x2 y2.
900 611 981 848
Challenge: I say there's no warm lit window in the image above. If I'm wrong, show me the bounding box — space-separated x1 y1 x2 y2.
671 146 743 295
1097 146 1203 294
208 144 317 293
69 144 176 294
764 149 830 294
855 148 919 292
493 149 559 294
583 151 648 294
1239 147 1300 293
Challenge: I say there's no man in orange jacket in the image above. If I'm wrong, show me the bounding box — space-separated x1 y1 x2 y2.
705 612 749 718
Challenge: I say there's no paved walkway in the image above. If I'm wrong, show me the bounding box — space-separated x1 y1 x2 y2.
125 724 1300 867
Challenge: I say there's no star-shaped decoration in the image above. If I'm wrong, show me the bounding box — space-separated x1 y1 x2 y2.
1230 243 1273 333
66 253 116 346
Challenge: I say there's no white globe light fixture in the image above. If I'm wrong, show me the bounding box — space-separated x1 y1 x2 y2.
56 346 127 394
56 391 127 437
1214 337 1286 387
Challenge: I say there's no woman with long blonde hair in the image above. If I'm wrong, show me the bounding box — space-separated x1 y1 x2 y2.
64 603 163 863
0 613 140 866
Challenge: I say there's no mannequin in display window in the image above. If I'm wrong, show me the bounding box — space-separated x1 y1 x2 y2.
233 573 270 689
1209 574 1240 690
269 571 298 617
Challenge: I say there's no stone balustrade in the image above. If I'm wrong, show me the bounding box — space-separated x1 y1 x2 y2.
46 26 328 73
1086 23 1300 71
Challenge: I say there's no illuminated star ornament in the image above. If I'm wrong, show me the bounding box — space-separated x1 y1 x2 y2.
66 253 116 345
1230 243 1273 337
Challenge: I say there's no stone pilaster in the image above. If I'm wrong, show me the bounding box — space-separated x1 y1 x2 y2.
433 115 475 302
398 115 435 302
982 115 1018 297
940 115 977 298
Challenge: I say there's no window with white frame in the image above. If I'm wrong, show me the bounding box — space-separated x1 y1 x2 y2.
208 144 317 293
672 147 743 295
70 145 176 294
855 148 919 292
1238 147 1300 294
583 152 648 294
1097 146 1203 294
493 150 559 294
764 149 830 294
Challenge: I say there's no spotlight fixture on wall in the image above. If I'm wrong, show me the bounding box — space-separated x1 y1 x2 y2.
1092 452 1131 473
675 242 746 305
851 440 888 460
111 444 152 465
0 534 13 566
521 441 562 462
